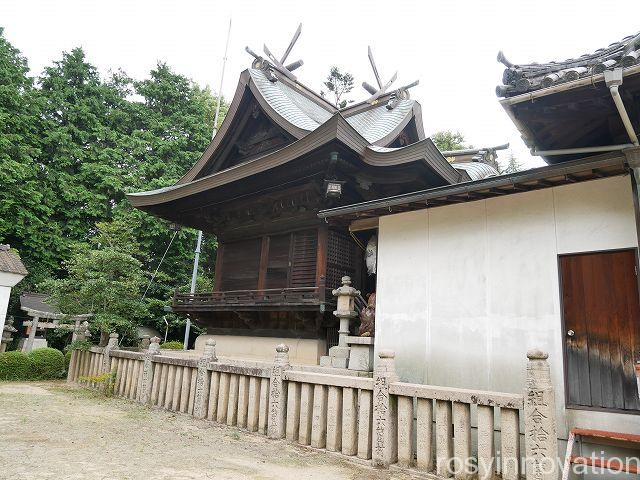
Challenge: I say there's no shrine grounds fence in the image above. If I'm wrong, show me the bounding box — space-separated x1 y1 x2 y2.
68 335 558 480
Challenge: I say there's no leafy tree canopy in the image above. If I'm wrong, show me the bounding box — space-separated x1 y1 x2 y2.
0 30 225 344
431 130 470 152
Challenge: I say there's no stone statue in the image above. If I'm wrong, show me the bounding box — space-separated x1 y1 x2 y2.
365 235 377 275
358 292 376 337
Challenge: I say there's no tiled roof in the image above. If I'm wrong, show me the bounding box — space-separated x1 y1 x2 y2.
0 245 28 276
345 100 414 144
249 68 416 144
496 32 640 97
20 292 59 314
249 69 332 131
452 162 499 181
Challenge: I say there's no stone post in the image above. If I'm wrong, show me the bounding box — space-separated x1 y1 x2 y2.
524 349 558 480
24 316 39 353
194 339 217 419
267 344 290 439
140 336 161 405
372 350 399 468
100 332 119 393
102 332 119 372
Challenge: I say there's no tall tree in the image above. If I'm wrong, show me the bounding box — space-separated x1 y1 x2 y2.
0 28 56 283
0 35 226 342
322 67 354 108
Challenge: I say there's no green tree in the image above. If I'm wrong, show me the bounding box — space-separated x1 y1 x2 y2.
431 130 470 152
0 27 57 282
322 66 354 108
0 36 225 343
45 222 148 345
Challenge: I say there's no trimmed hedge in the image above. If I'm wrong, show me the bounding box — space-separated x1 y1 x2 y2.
0 347 67 381
28 348 66 379
0 351 32 380
160 341 184 350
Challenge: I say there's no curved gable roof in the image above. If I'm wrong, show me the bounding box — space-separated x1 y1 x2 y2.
127 113 463 209
178 68 424 183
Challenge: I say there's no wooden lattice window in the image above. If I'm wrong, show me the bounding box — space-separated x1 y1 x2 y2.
326 229 356 290
290 230 317 288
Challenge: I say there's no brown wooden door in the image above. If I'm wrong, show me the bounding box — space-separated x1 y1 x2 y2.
560 250 640 412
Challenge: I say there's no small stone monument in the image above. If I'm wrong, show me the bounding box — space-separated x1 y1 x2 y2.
139 334 151 350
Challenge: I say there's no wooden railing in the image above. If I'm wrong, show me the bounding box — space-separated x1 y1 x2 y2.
68 340 558 480
172 286 334 311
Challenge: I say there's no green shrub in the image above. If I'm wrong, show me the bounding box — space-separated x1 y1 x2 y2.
160 341 183 350
64 350 72 369
28 347 66 380
0 351 32 380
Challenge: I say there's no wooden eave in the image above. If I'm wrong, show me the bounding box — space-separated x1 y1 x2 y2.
126 113 462 209
318 151 631 222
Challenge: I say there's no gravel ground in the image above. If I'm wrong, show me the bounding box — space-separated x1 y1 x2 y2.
0 381 416 480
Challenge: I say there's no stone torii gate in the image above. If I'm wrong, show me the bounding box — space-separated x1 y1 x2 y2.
20 292 92 353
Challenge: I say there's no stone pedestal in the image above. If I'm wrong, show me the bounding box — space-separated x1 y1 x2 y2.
346 336 374 372
18 337 47 352
320 345 350 368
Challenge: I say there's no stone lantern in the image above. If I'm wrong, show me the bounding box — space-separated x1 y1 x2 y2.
332 276 360 348
319 276 360 369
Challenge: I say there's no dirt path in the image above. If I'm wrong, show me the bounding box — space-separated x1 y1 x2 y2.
0 382 415 480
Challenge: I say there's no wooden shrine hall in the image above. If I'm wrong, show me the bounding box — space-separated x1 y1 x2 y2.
127 27 504 362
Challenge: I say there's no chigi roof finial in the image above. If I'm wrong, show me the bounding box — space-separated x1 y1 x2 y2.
245 23 304 82
362 46 419 108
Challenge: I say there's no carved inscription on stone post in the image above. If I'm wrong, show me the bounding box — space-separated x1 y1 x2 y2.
524 349 558 480
267 344 290 439
372 349 398 468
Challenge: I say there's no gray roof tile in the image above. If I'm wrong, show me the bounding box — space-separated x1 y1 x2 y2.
496 32 640 97
0 245 28 276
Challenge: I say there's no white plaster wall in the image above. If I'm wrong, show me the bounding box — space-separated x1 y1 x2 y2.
0 271 26 334
0 285 11 335
376 175 640 437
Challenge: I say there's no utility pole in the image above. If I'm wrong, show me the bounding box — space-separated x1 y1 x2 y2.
184 18 232 350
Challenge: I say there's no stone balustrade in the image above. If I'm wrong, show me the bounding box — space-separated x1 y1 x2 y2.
67 341 558 480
